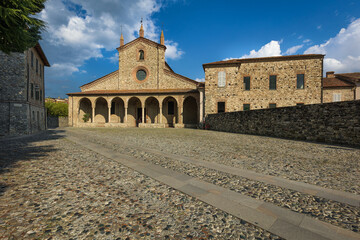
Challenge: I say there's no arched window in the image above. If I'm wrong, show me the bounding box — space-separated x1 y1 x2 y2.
139 50 144 60
218 71 226 87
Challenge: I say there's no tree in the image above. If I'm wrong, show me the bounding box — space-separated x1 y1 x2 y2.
45 102 68 117
0 0 46 54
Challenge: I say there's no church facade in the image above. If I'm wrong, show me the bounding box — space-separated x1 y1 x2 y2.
67 24 204 128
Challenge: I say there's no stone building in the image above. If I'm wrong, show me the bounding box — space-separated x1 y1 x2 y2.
67 24 204 128
323 71 360 103
0 43 50 137
202 54 324 115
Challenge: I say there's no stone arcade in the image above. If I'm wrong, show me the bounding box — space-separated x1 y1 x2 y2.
67 24 205 128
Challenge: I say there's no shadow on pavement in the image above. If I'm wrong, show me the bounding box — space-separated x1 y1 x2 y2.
0 129 65 195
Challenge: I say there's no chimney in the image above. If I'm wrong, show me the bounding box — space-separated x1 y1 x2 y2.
326 71 335 78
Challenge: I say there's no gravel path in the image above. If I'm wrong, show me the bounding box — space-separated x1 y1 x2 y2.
70 129 359 233
77 128 360 195
0 132 282 239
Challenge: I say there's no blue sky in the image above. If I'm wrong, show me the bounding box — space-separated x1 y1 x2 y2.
38 0 360 98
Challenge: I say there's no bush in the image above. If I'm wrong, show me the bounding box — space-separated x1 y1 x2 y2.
45 102 68 117
82 113 90 122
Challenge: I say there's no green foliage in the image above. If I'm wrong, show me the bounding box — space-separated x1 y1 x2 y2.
45 101 68 117
82 113 90 123
0 0 46 54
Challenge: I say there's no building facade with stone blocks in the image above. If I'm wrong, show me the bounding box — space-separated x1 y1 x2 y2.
0 43 50 137
202 54 324 115
323 71 360 103
67 24 204 128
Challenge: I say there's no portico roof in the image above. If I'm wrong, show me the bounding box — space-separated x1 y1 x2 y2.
67 88 199 96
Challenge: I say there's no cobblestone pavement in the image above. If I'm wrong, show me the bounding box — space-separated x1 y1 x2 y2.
67 128 360 233
78 128 360 195
0 130 282 239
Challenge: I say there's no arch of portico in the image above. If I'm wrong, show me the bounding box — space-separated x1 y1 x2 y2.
72 92 201 128
127 96 142 126
162 96 178 127
183 96 198 125
110 97 125 123
145 97 160 123
94 97 108 123
78 97 92 123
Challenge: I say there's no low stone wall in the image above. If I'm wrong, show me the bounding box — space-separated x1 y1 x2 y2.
205 100 360 147
47 116 68 128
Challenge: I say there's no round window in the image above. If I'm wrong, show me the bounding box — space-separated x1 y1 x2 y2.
136 69 147 81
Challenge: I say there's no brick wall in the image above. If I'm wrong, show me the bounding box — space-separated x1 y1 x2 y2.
205 100 360 147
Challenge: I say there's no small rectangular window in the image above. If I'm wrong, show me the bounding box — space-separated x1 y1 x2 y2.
31 83 34 98
111 102 115 114
36 59 38 73
40 89 42 101
269 75 277 90
333 93 341 102
269 103 276 108
31 51 34 67
217 102 225 113
168 101 174 115
243 104 250 111
35 89 39 100
297 74 304 89
243 76 250 90
218 71 226 87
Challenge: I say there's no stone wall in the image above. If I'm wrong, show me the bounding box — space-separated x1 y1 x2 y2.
0 49 46 137
205 100 360 147
323 88 355 103
204 56 323 115
47 116 68 128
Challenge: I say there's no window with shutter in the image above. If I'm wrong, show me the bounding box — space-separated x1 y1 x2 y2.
269 103 276 108
243 76 250 90
217 102 225 113
333 93 341 102
269 75 277 90
218 71 226 87
243 104 250 111
297 74 304 89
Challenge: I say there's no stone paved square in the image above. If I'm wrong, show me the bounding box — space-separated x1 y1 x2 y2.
0 128 359 239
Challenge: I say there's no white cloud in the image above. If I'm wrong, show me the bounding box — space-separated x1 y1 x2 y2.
285 44 303 55
165 40 184 60
51 63 80 76
108 52 119 63
303 39 311 43
39 0 184 81
195 78 205 82
241 40 282 58
304 18 360 72
317 25 322 30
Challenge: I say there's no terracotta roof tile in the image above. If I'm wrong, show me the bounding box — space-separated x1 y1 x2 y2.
335 72 360 82
34 43 50 67
67 88 198 96
322 78 354 88
203 54 325 70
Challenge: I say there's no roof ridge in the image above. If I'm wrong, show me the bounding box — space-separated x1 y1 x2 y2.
80 70 118 88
